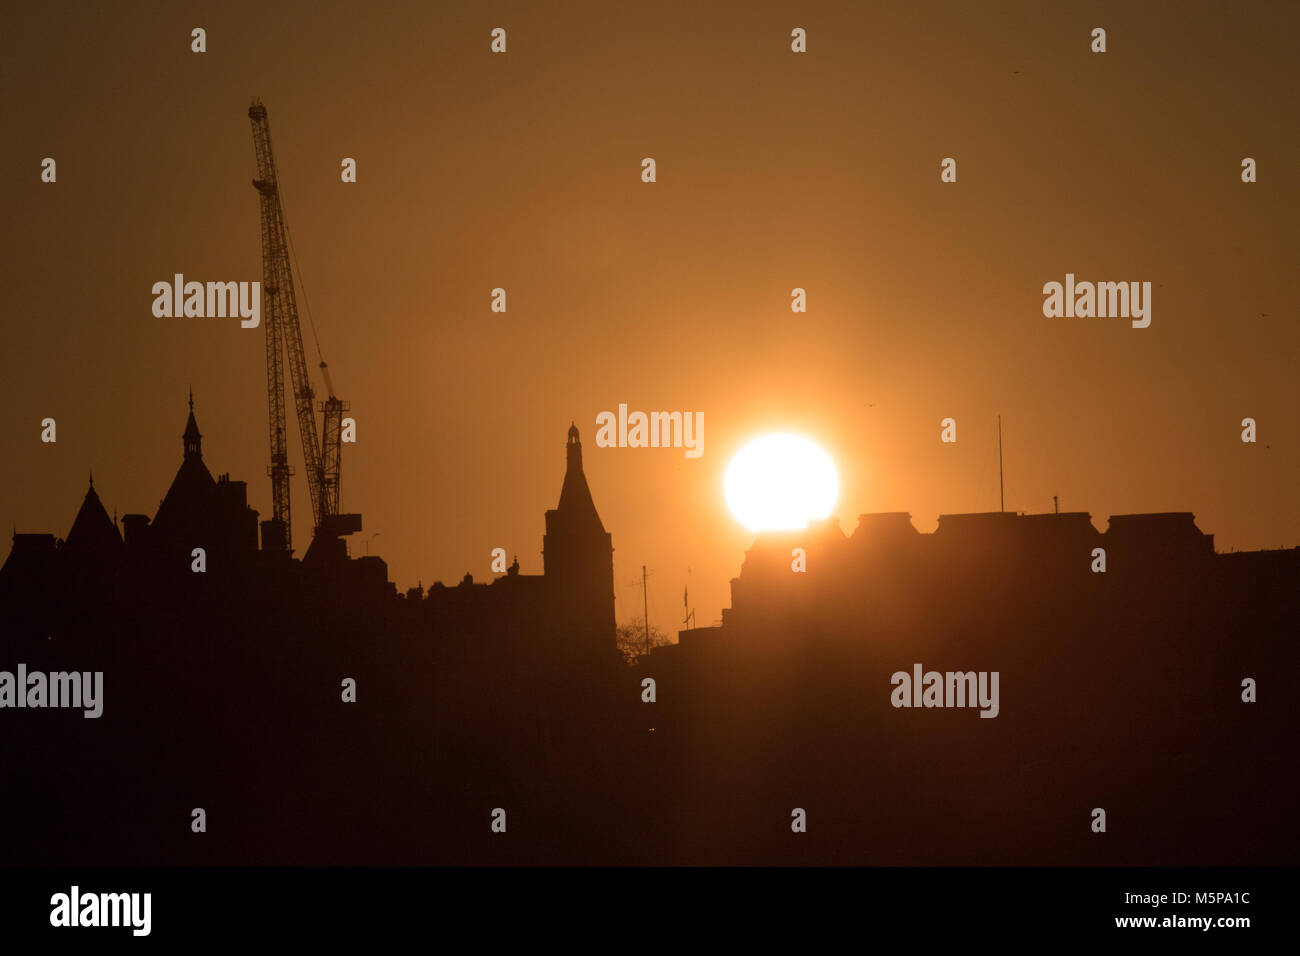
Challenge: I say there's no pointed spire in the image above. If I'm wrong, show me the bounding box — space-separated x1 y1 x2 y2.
566 422 583 473
65 472 122 555
183 391 203 459
557 422 605 532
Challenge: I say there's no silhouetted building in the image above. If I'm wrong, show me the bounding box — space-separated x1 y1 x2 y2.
0 533 61 638
140 395 260 569
543 424 618 658
0 397 281 610
407 424 619 670
3 408 1296 868
63 476 123 562
0 413 616 668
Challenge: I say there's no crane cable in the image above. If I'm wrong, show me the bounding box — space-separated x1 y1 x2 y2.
278 182 325 368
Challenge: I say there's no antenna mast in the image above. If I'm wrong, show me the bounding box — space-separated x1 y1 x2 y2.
998 415 1005 513
642 565 650 659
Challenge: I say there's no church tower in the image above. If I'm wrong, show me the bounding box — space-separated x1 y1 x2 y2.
182 388 202 460
149 392 259 567
154 391 219 542
543 424 616 660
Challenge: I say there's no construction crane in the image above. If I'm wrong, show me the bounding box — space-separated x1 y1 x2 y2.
248 98 361 560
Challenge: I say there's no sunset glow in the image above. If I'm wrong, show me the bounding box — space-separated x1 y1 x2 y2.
724 434 839 531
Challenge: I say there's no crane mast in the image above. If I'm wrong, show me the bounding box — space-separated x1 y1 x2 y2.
248 98 360 557
318 363 348 521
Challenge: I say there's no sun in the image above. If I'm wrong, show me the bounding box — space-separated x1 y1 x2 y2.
725 434 839 532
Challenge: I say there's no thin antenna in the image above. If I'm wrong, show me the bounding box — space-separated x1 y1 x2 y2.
642 565 650 659
629 567 655 658
998 415 1005 513
683 570 695 631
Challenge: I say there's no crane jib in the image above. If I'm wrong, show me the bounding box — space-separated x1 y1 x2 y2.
248 98 360 557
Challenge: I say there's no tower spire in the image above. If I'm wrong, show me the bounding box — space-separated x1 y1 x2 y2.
183 392 203 459
555 422 604 530
567 421 583 474
543 419 617 656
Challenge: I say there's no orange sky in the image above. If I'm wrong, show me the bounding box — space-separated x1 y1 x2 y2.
3 0 1297 628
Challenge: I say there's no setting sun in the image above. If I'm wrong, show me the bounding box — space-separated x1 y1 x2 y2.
724 434 839 531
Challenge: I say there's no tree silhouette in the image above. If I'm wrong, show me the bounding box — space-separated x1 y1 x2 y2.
615 616 672 665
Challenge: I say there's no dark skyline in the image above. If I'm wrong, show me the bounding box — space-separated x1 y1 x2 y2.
3 391 1295 867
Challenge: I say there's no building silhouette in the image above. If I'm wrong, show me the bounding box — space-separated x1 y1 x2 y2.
124 395 261 574
1 404 619 668
0 407 1296 867
544 424 618 657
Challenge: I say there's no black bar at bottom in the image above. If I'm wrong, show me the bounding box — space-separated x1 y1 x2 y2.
0 866 1280 942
